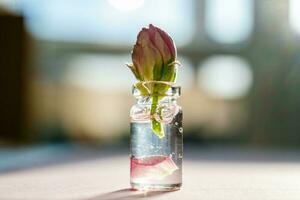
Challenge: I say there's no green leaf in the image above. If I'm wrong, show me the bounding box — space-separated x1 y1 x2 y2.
152 118 164 139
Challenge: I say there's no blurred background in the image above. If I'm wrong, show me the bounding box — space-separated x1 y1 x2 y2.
1 0 300 147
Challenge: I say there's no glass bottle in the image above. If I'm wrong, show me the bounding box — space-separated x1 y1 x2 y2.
130 81 183 191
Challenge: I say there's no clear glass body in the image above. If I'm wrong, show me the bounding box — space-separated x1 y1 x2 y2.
130 84 183 191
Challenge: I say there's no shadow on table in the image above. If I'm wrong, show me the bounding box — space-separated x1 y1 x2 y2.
86 188 172 200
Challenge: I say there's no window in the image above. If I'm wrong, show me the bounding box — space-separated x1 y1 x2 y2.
204 0 254 44
64 54 134 91
198 55 253 99
176 56 194 90
289 0 300 34
21 0 195 46
63 54 194 91
0 0 21 12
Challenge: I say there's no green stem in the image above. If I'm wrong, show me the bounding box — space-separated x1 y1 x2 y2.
150 95 164 139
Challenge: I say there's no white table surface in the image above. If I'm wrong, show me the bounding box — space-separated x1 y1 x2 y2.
0 144 300 200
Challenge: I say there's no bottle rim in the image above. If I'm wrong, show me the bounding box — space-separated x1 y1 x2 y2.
132 81 181 97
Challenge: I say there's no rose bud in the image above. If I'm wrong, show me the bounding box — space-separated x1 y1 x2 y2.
127 24 178 83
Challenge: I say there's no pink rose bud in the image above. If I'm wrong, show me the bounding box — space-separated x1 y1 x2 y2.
128 24 177 82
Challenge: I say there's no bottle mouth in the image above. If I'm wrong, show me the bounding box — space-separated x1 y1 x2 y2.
132 81 181 97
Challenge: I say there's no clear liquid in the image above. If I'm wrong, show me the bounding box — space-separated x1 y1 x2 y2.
130 111 183 191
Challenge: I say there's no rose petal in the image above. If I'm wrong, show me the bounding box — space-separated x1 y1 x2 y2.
131 155 178 181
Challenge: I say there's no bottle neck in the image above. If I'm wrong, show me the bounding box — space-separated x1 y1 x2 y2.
135 95 178 105
132 81 181 99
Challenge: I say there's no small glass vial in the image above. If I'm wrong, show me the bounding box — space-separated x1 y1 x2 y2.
130 81 183 191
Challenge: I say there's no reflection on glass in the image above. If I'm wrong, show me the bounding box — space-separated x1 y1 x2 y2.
21 0 195 46
198 55 253 99
204 0 253 44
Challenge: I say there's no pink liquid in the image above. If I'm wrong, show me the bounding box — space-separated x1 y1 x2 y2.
130 155 180 185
